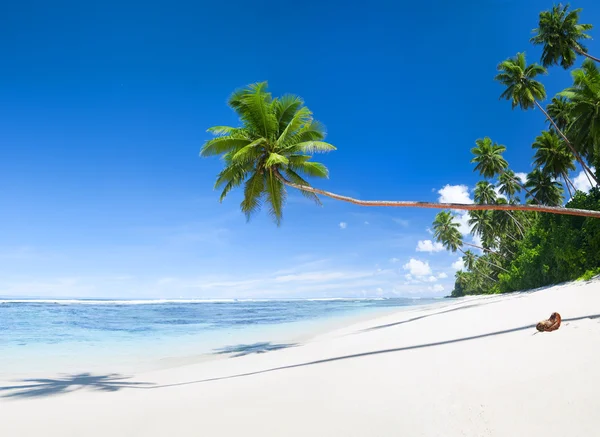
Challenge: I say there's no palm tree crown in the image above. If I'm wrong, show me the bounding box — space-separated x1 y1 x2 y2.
532 130 575 187
474 181 498 205
525 169 564 206
201 82 335 225
530 4 596 69
471 137 508 178
495 52 547 110
432 211 463 253
560 59 600 174
497 170 522 201
546 96 574 131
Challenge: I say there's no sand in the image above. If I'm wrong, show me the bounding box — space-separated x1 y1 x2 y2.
1 279 600 436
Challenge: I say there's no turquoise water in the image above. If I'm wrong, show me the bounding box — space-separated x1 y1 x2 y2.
0 297 436 373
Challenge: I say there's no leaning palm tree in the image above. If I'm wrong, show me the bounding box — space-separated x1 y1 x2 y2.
495 52 597 185
525 169 565 206
471 137 538 203
560 59 600 176
530 3 599 68
200 82 335 225
532 130 577 198
203 82 600 222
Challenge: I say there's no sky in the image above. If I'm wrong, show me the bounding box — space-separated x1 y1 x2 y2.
1 0 599 299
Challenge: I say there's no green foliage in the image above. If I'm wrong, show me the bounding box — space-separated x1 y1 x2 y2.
201 82 335 225
579 267 600 281
530 3 594 69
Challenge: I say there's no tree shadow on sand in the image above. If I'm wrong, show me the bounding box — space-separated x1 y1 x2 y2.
0 373 153 399
214 342 297 357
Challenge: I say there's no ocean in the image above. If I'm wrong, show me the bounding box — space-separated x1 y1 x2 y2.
0 297 437 374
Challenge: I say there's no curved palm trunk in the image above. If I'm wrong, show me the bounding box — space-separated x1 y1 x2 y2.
575 47 600 63
275 174 600 218
562 172 574 199
534 100 598 186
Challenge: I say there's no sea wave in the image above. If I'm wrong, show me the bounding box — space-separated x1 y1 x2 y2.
0 297 392 305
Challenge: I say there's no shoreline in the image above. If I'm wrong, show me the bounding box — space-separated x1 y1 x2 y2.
2 278 599 436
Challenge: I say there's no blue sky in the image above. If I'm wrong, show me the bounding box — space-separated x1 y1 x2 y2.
1 0 599 298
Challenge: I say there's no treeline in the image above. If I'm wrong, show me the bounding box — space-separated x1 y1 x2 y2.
432 4 600 296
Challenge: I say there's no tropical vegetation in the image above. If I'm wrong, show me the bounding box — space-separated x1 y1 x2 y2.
202 3 600 296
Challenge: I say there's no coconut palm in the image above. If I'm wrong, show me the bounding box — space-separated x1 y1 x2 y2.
474 181 498 205
560 59 600 176
525 169 564 206
462 250 497 283
546 96 574 131
204 82 600 221
200 82 335 225
432 211 463 253
495 52 597 185
471 137 538 203
532 130 577 197
530 4 599 69
497 170 522 201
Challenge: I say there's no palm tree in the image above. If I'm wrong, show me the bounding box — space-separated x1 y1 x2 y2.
462 250 498 283
497 170 521 201
432 212 508 272
474 181 498 205
532 130 576 197
471 137 539 202
204 82 600 221
530 4 599 68
546 96 574 131
200 82 335 225
560 59 600 176
495 52 597 185
525 169 564 206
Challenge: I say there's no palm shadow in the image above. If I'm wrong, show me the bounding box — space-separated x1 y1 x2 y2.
0 373 153 399
214 342 297 357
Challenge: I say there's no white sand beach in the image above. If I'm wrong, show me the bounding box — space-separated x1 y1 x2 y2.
1 279 600 436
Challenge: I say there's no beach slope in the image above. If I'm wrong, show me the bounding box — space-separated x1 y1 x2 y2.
1 279 600 436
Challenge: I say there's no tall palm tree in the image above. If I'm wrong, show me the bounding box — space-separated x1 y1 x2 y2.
530 4 599 68
495 52 597 185
560 59 600 176
471 137 538 202
525 169 564 206
474 181 498 205
546 96 574 131
204 82 600 221
532 130 576 197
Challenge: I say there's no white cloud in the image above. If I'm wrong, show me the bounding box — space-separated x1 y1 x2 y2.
402 258 432 277
494 185 507 200
424 276 438 282
416 240 445 253
339 222 347 230
573 168 596 193
428 284 445 292
437 272 448 279
438 184 473 204
425 227 433 235
390 257 400 263
364 221 370 225
455 212 473 236
451 258 464 270
515 172 527 184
